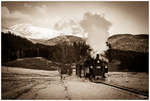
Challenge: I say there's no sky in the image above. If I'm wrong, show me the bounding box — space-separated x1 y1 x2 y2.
1 1 149 55
2 1 148 36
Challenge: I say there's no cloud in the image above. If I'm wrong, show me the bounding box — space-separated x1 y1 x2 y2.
2 5 52 28
80 12 112 56
2 6 10 18
53 19 87 37
53 11 112 42
2 6 32 27
2 6 30 19
34 5 48 16
24 3 32 8
2 5 51 28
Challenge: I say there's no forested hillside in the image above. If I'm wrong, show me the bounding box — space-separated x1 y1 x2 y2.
106 34 148 72
2 32 90 65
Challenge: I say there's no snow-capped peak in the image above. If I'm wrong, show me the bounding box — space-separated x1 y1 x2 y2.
9 24 62 39
3 23 87 39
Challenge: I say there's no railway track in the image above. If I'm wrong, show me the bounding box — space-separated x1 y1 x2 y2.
93 81 148 98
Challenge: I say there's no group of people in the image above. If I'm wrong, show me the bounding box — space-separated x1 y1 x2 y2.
59 64 73 80
83 54 108 80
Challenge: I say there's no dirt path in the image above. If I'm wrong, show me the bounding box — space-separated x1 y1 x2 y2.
16 77 147 100
2 67 148 100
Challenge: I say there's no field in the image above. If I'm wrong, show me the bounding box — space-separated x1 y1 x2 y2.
2 66 148 100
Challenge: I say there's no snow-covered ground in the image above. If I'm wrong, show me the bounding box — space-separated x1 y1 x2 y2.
2 66 148 100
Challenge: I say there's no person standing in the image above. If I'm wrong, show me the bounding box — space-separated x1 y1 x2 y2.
60 64 67 80
84 57 90 78
101 60 106 78
89 57 95 80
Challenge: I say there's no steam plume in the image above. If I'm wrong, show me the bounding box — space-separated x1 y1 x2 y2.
80 12 112 57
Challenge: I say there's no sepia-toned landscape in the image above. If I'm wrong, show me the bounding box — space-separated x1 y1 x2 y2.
2 1 149 100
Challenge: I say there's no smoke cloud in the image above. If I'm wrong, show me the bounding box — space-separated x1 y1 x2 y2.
53 12 112 58
80 12 112 57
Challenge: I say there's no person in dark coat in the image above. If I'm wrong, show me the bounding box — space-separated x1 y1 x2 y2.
89 57 95 80
60 64 67 80
84 56 91 78
101 60 106 78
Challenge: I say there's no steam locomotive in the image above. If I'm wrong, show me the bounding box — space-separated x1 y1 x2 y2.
76 54 108 81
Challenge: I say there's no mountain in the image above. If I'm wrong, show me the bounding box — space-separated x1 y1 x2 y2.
28 38 47 44
108 34 148 53
44 35 85 46
28 35 85 46
2 31 89 65
9 24 62 39
2 23 86 40
107 34 148 72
